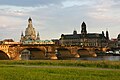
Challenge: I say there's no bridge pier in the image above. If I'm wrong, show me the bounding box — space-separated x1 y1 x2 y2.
70 47 80 58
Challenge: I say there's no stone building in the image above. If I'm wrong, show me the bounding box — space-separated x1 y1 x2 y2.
59 22 109 48
107 34 120 51
109 38 118 48
117 34 120 47
20 18 40 42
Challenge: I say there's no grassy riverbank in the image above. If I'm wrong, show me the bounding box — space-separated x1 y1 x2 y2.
0 60 120 80
0 60 120 69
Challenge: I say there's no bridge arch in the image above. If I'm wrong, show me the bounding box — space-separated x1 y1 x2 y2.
94 49 101 53
20 48 46 60
0 50 9 60
56 48 73 59
77 49 90 57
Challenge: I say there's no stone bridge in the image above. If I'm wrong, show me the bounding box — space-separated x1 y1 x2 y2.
0 44 57 60
0 44 109 60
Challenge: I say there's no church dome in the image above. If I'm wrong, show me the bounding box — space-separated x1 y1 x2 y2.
20 18 40 42
28 17 32 21
25 27 36 36
25 18 36 40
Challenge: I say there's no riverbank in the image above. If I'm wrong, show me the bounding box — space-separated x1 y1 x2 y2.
0 60 120 69
0 60 120 80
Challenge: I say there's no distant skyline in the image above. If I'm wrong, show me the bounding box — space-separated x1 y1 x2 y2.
0 0 120 41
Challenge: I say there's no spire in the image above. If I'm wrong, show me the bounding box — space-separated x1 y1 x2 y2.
102 31 104 36
106 30 109 40
37 32 40 40
21 31 24 36
81 22 86 27
81 21 87 34
37 32 39 36
20 31 24 42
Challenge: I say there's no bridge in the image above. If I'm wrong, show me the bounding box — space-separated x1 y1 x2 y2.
0 43 109 60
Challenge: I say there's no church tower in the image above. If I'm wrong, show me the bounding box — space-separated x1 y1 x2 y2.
20 17 40 42
81 22 87 35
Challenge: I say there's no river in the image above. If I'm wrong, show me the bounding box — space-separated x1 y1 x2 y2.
78 56 120 61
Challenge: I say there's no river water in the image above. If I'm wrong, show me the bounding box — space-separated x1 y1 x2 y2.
78 56 120 61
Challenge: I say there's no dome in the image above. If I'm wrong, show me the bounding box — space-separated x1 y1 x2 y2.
25 18 36 40
28 17 32 22
73 30 77 35
25 27 36 36
61 34 64 37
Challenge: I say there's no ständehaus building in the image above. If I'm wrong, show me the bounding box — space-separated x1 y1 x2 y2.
59 22 109 48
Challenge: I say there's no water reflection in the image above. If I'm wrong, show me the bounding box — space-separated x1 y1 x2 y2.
78 56 120 61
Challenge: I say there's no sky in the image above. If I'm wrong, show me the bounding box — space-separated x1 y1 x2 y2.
0 0 120 41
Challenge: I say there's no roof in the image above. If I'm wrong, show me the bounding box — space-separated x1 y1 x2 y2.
3 39 14 42
60 33 106 39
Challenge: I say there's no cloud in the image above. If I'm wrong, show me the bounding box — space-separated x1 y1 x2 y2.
0 0 120 40
62 0 94 8
0 16 24 29
87 0 116 20
0 0 66 7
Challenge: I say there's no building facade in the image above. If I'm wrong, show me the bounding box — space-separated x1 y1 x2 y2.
59 22 109 48
109 38 118 48
117 34 120 47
